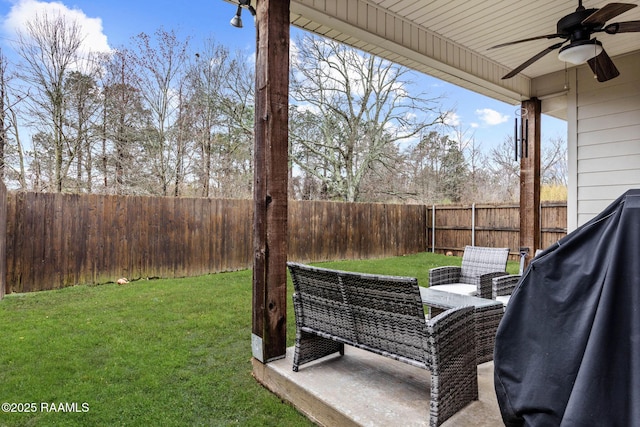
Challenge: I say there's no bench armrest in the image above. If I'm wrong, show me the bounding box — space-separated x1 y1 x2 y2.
427 305 478 425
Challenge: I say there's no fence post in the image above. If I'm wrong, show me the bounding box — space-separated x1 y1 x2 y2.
431 204 436 253
471 203 476 246
539 202 543 249
0 181 5 299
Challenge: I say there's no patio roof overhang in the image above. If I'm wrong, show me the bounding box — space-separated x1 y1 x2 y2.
290 0 531 106
288 0 640 120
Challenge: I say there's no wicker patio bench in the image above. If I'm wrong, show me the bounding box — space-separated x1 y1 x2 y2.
287 262 478 427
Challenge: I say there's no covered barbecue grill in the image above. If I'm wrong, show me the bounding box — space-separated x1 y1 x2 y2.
494 189 640 426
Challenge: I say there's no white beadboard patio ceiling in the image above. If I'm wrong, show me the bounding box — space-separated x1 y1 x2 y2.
290 0 640 106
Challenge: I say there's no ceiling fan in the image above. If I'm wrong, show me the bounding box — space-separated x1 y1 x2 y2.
490 1 640 82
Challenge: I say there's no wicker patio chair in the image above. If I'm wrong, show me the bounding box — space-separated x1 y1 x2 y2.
429 246 510 299
288 262 478 426
492 249 543 306
492 274 521 306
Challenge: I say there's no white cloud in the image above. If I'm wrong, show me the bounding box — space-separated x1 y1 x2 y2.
443 111 460 127
475 108 509 126
2 0 111 54
289 38 300 62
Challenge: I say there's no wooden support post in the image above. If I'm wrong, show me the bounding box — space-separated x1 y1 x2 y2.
251 0 290 363
519 98 541 268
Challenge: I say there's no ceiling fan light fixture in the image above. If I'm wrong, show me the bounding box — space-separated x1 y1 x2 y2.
558 39 603 64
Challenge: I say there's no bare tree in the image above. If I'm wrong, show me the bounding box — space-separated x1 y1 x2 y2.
290 34 447 202
542 135 568 186
448 125 490 203
488 136 521 202
98 49 152 195
127 28 190 196
487 134 568 202
184 39 253 198
5 100 28 190
403 131 440 202
401 130 470 203
0 49 30 189
187 45 225 197
214 49 255 198
0 49 6 182
14 11 84 192
65 70 101 192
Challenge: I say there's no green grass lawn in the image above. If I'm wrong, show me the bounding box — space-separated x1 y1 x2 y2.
315 251 520 278
0 252 518 426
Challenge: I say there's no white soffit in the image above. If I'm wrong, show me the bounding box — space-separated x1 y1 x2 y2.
290 0 640 106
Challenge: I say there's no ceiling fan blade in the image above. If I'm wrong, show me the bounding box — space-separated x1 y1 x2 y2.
604 20 640 33
587 49 620 82
582 3 637 26
489 34 563 50
502 42 565 79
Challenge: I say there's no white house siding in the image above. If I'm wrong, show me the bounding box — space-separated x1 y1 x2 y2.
569 52 640 230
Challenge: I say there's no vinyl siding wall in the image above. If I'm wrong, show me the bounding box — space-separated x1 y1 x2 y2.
569 51 640 229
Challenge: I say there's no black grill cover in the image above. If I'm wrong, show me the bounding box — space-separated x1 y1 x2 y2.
494 189 640 426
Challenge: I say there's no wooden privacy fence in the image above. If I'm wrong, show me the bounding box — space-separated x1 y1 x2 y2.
427 202 567 256
7 193 254 293
5 193 427 293
3 192 566 294
289 201 427 263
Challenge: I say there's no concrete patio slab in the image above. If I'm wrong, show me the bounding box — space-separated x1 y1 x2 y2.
252 346 503 426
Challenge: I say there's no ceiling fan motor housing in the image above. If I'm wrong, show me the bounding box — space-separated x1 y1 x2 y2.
557 8 599 41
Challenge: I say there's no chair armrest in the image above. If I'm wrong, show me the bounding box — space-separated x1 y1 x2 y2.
429 266 462 286
492 274 521 299
426 305 478 424
478 272 510 299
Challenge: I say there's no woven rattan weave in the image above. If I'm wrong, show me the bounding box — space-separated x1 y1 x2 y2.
429 246 510 298
288 262 478 427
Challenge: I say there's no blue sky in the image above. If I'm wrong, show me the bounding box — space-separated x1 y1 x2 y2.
0 0 567 153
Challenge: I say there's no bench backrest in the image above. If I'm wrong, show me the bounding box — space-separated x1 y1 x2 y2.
289 262 357 342
288 262 430 365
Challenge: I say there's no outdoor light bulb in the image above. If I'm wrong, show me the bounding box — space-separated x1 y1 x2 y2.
558 40 603 65
230 5 243 28
230 15 243 28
